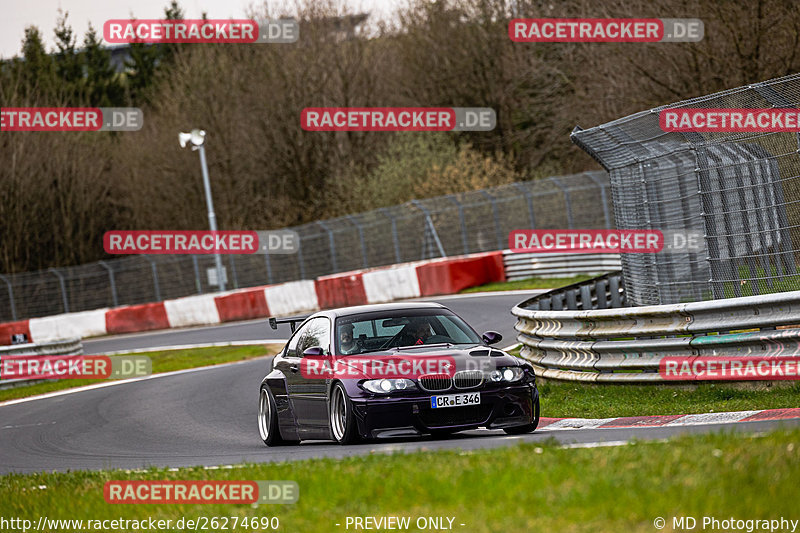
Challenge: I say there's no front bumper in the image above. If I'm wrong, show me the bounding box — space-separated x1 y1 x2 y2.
350 383 538 439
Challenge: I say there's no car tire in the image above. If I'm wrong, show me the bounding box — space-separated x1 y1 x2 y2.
258 385 294 446
503 394 540 435
329 381 359 444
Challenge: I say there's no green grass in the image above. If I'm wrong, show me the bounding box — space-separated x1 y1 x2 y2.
0 345 280 403
538 380 800 419
503 346 800 418
461 275 593 293
2 429 799 532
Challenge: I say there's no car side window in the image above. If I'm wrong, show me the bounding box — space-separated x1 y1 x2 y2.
285 321 311 358
296 317 331 356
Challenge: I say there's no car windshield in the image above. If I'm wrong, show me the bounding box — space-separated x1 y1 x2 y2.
334 309 481 355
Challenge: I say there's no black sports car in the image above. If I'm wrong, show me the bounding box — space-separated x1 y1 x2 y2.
257 302 539 445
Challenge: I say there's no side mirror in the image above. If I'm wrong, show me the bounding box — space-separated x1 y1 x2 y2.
302 346 325 356
481 331 502 345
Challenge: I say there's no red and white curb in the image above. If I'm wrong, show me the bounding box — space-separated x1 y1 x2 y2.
536 408 800 431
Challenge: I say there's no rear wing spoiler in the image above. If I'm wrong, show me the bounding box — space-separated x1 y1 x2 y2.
268 315 310 333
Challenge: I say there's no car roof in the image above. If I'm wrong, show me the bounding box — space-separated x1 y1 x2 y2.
314 301 447 319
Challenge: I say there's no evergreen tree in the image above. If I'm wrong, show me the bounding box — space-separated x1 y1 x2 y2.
53 11 82 104
83 23 125 106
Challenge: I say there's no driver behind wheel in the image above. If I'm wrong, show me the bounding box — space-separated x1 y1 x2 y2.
338 323 359 354
399 318 432 346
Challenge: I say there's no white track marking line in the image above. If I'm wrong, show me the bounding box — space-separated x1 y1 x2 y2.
0 355 272 408
103 339 286 355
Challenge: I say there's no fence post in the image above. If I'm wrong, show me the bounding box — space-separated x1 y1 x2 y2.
411 200 446 258
49 268 69 313
477 191 505 250
512 182 537 229
191 255 202 293
297 234 307 280
379 208 402 264
549 177 574 228
143 255 162 302
447 195 470 254
317 221 338 273
347 215 369 269
586 172 612 229
98 261 119 307
0 274 17 321
263 252 273 285
228 255 239 289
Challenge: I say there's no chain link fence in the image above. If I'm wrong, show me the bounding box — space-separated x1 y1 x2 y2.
0 171 612 322
572 73 800 306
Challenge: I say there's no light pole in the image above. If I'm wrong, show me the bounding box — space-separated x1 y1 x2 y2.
179 129 226 292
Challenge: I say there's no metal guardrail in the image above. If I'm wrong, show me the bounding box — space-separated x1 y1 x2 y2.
503 251 621 281
0 337 84 389
512 273 800 382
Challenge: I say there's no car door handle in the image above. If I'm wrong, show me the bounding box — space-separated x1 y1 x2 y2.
288 363 299 373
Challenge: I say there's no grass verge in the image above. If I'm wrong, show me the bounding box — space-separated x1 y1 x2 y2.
0 345 280 403
1 429 798 532
460 275 592 293
538 380 800 419
504 346 800 418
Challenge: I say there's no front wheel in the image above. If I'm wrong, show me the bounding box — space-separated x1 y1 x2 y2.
329 382 359 444
503 394 540 435
258 386 294 446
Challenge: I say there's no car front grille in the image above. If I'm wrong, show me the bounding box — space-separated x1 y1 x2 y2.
419 405 492 427
418 373 452 392
453 370 483 389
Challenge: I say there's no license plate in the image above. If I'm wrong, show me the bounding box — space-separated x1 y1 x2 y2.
430 392 480 409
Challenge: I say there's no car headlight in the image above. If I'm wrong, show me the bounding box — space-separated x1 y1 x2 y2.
490 367 524 383
361 378 416 394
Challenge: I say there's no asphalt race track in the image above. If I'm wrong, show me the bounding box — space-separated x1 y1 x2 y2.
2 291 799 474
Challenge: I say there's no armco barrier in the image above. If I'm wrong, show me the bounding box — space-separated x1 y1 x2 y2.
0 337 84 389
512 273 800 382
503 250 621 281
1 251 506 345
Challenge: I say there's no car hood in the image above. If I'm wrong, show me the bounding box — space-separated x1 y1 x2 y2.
322 344 523 380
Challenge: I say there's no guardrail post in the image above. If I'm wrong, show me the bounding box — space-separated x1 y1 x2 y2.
512 183 537 230
191 255 202 293
378 208 402 264
346 215 369 269
48 268 69 313
477 191 505 250
317 221 338 273
143 255 161 302
0 274 17 321
98 261 119 307
549 177 574 229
